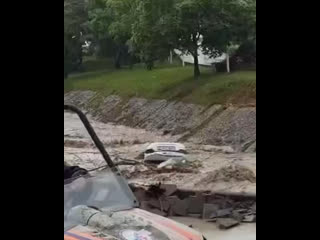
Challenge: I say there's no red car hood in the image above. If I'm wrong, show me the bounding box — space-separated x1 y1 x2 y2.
64 208 203 240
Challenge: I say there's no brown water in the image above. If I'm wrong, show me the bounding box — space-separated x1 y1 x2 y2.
170 217 256 240
64 112 256 194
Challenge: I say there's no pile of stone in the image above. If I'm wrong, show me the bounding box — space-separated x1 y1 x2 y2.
132 183 256 230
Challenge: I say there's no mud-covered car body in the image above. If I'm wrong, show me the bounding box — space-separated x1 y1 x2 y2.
64 170 203 240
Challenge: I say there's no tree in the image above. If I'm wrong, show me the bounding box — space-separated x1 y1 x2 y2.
202 0 256 73
87 1 116 62
131 0 176 70
173 0 255 78
64 0 88 77
68 0 256 77
172 0 226 78
88 0 138 69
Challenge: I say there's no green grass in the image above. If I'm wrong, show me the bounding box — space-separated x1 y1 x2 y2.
65 61 256 106
82 56 115 72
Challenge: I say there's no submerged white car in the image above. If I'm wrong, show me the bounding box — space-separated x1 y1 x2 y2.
144 142 187 163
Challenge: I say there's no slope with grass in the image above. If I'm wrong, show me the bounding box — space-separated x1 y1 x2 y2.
65 65 256 106
65 62 256 151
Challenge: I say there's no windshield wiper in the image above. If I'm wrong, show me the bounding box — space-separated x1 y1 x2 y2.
64 105 115 169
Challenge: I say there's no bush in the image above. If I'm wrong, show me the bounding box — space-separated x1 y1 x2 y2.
215 40 256 72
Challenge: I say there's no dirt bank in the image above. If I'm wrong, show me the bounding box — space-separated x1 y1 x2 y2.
64 91 256 152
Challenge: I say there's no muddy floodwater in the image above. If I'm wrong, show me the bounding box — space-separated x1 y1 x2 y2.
170 217 256 240
64 112 256 193
64 112 256 238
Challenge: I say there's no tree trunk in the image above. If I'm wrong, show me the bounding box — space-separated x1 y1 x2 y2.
192 33 200 79
226 53 230 73
114 48 122 69
193 52 200 79
169 50 173 64
129 54 134 69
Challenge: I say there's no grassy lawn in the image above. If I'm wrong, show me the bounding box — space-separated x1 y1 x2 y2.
65 60 256 106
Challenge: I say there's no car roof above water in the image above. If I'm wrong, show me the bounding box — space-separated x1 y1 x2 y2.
146 142 186 151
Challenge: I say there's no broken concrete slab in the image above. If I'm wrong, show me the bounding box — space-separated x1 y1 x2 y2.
217 218 240 230
233 209 248 214
203 203 220 219
186 194 205 214
132 185 256 220
175 190 195 200
206 218 217 223
147 199 161 209
242 214 256 223
167 196 188 216
231 210 244 222
173 200 188 216
209 208 233 219
251 203 256 213
161 184 178 196
216 208 233 217
140 198 170 213
133 188 149 202
159 199 170 212
140 201 153 211
188 214 202 218
204 196 232 209
214 192 256 201
167 196 179 204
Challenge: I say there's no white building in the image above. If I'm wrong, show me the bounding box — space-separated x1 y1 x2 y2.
174 48 226 66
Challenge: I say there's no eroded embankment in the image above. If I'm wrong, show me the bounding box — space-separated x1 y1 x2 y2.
64 91 256 152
